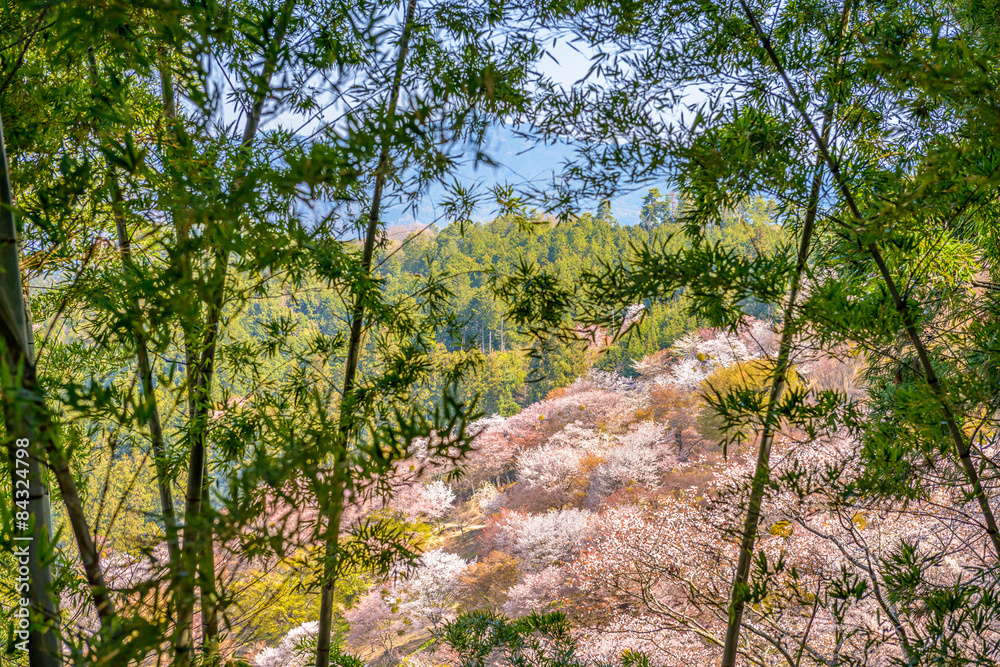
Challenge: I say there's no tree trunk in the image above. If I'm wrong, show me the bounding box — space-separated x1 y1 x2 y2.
174 255 226 667
166 6 294 663
738 0 1000 561
86 47 181 635
200 475 220 665
720 7 850 661
1 108 60 665
111 169 181 581
719 157 823 664
314 2 419 665
3 108 121 658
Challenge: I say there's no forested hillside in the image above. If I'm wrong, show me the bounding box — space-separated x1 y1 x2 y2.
243 324 868 667
5 1 1000 667
378 197 782 411
216 196 782 419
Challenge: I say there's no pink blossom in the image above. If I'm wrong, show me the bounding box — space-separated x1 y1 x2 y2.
483 508 591 571
388 480 456 522
344 588 406 656
517 444 583 494
664 318 776 389
590 422 674 502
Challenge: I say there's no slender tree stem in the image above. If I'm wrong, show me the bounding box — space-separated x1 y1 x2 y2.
88 49 182 597
199 458 221 663
721 6 855 664
157 57 202 667
314 1 419 664
719 118 832 666
4 105 119 658
0 108 63 666
170 4 296 663
738 0 1000 559
110 130 182 587
175 243 228 665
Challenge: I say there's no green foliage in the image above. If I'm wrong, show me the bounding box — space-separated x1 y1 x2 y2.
523 336 590 405
14 0 1000 663
203 198 776 421
0 0 563 661
517 0 1000 663
458 350 526 417
330 651 365 667
441 610 648 667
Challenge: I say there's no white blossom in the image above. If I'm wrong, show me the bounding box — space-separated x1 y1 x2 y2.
255 622 319 667
517 444 583 492
591 422 671 499
399 550 467 630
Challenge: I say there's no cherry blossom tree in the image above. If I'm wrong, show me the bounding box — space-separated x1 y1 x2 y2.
544 422 614 452
633 385 704 460
344 589 406 659
502 565 573 618
796 347 866 400
663 319 776 390
422 482 457 519
387 481 456 523
398 549 468 631
450 415 515 492
576 614 717 667
255 622 320 667
572 498 734 658
259 318 1000 667
482 508 592 571
479 509 528 551
632 349 676 383
517 444 584 504
567 418 1000 667
590 422 673 502
459 551 522 610
474 482 504 515
498 380 631 450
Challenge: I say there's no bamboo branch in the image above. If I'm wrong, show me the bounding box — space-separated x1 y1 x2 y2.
170 4 296 663
108 114 182 598
720 6 852 664
315 1 419 664
738 0 1000 560
2 105 116 657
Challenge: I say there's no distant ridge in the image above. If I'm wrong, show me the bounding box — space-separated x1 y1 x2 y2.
379 125 669 228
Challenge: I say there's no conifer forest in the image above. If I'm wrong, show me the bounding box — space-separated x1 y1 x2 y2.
4 0 1000 665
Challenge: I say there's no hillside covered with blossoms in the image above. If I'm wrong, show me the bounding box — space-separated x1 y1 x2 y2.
246 318 984 666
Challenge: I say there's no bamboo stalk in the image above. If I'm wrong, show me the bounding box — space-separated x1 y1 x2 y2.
737 0 1000 560
110 136 182 594
169 4 296 662
314 1 419 664
721 6 854 664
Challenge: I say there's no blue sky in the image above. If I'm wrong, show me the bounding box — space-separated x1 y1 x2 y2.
373 36 671 227
218 21 671 228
